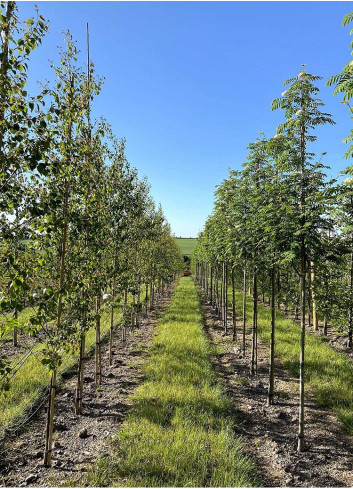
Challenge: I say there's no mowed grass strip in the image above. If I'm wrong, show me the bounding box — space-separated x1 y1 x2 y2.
90 277 257 488
231 288 353 432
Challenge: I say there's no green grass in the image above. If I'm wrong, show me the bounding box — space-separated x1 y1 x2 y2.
175 237 197 256
89 277 257 487
231 288 353 433
0 307 35 341
0 307 121 437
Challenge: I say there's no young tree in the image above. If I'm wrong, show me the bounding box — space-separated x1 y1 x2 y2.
272 67 334 451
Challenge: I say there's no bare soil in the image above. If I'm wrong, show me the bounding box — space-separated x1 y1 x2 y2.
0 289 173 488
201 295 353 488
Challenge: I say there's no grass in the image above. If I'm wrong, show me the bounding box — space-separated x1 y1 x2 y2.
175 237 197 256
89 277 258 487
231 287 353 433
0 307 122 437
0 307 35 342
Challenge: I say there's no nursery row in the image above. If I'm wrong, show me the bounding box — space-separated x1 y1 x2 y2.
193 9 353 454
0 1 182 468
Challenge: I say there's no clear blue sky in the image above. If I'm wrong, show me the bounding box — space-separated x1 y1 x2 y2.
19 1 353 237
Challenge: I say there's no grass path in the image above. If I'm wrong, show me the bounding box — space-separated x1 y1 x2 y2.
230 288 353 433
90 277 258 487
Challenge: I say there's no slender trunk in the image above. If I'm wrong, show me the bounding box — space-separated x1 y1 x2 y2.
223 261 227 334
349 247 353 348
215 263 219 315
250 267 258 376
136 284 141 328
232 265 236 341
210 264 213 304
295 306 299 320
95 297 102 385
109 259 116 365
311 261 318 331
277 272 281 310
75 334 85 415
297 91 307 452
44 370 57 467
145 283 148 315
13 210 18 346
132 293 136 329
206 263 209 300
242 256 247 355
297 250 306 452
268 265 276 405
44 180 69 468
109 302 114 365
307 265 312 328
122 289 127 342
220 264 223 320
13 309 18 346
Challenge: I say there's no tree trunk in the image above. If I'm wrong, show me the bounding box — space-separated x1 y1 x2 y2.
297 249 306 452
268 265 276 405
44 370 57 467
311 261 318 331
122 289 127 342
145 283 148 315
109 302 114 365
13 210 18 346
232 265 236 341
220 264 223 321
95 296 102 385
215 264 219 314
250 267 258 376
295 306 299 320
277 272 281 310
109 265 116 365
307 264 312 328
210 264 213 304
223 261 227 334
136 284 141 328
44 180 69 468
349 248 353 348
242 257 247 355
75 334 85 415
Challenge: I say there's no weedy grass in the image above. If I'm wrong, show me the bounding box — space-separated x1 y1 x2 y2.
0 308 121 437
89 277 258 487
232 289 353 432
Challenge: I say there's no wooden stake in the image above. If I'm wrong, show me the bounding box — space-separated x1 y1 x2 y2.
95 296 102 385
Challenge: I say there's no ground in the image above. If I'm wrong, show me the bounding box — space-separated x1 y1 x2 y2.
2 279 353 487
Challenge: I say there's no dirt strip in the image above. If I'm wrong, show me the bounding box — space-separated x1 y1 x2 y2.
201 294 353 488
0 288 173 488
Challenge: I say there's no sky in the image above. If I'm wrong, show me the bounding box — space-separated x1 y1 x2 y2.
17 1 353 237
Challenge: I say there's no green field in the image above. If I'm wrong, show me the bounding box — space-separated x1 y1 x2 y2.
175 238 197 256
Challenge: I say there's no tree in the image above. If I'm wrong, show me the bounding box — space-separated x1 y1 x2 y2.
272 67 334 451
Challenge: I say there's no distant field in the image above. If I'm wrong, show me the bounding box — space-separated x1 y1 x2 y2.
175 237 197 256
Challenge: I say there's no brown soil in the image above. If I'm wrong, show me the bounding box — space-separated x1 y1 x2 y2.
0 290 173 488
201 295 353 488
